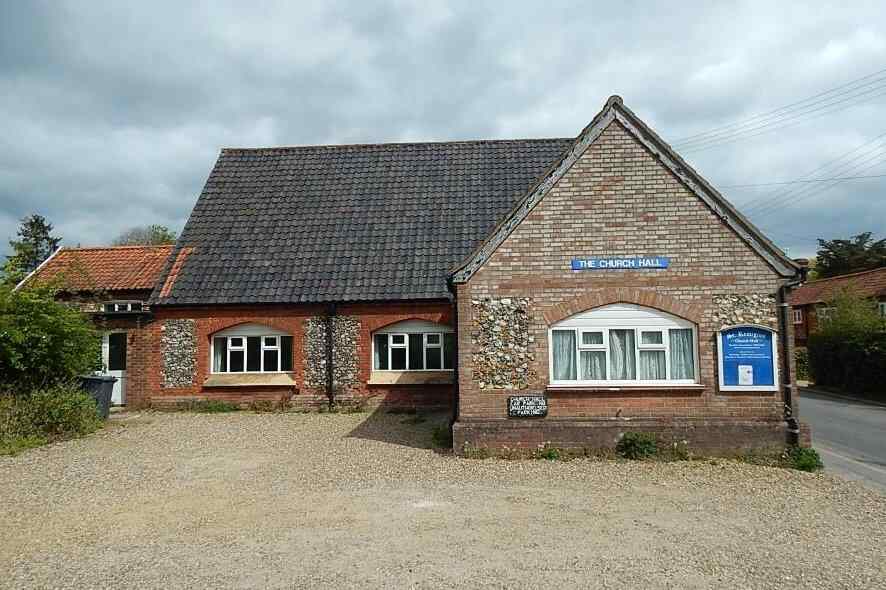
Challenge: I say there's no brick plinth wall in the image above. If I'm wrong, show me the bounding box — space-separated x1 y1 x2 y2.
453 418 812 456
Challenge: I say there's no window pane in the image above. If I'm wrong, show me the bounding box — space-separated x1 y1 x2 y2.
552 330 577 380
230 350 245 372
426 347 442 370
609 329 636 380
408 334 423 370
108 333 126 371
580 350 606 380
263 349 279 372
374 334 389 370
639 350 666 379
391 347 407 370
443 333 456 369
229 337 244 348
263 336 278 348
213 337 227 372
641 331 663 345
246 337 261 371
426 333 441 345
582 331 604 346
391 334 406 346
281 336 293 371
669 329 695 379
130 302 143 311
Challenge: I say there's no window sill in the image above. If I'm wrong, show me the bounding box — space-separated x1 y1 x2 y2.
203 373 297 387
368 371 455 386
547 384 706 393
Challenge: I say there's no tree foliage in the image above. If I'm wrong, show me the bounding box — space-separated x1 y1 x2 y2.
0 284 100 394
815 232 886 278
2 214 61 286
112 224 177 246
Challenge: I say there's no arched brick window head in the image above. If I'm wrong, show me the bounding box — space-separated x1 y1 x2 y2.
544 288 703 326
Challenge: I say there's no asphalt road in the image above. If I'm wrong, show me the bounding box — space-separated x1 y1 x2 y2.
799 388 886 492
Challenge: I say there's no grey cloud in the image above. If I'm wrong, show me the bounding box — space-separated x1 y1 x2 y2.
1 0 885 257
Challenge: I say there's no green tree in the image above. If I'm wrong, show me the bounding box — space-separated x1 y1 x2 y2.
112 224 177 246
815 232 886 278
0 283 100 394
2 214 61 286
816 289 885 337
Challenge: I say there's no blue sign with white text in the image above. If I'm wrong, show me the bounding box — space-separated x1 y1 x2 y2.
719 326 775 387
571 257 670 270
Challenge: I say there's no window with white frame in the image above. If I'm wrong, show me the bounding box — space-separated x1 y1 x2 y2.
793 309 803 324
372 320 455 371
549 303 697 385
104 301 143 313
211 324 293 373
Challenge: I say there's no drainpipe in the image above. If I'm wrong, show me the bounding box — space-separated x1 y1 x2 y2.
446 277 459 428
325 303 336 409
777 270 807 445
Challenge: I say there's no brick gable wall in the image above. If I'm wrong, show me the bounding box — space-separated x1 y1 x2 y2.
457 120 796 429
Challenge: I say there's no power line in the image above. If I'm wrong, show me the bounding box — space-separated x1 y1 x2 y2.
720 173 886 189
676 84 886 153
673 65 886 144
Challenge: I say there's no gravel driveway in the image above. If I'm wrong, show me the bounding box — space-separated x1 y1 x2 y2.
1 411 884 589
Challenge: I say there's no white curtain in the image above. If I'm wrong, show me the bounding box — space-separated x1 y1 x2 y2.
580 351 606 380
669 329 695 379
552 330 576 380
213 337 226 372
639 350 666 379
609 329 636 380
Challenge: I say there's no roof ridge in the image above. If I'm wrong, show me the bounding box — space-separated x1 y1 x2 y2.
221 137 572 153
60 244 174 252
802 265 886 284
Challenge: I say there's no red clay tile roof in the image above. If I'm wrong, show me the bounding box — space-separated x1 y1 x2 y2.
22 245 174 293
789 266 886 306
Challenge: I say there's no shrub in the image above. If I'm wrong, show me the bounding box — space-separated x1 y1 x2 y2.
189 400 240 413
431 425 453 449
616 432 658 460
794 347 810 381
807 290 886 399
0 384 103 455
0 284 100 393
536 446 562 461
785 447 824 472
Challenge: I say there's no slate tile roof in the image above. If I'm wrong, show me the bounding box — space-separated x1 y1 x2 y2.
151 138 572 305
789 266 886 306
22 245 174 293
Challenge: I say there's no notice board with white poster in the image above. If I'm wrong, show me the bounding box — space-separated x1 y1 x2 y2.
717 325 779 392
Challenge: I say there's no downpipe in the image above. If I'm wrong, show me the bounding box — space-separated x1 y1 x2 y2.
325 302 336 409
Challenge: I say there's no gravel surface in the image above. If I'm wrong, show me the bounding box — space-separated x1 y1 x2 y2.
1 411 884 589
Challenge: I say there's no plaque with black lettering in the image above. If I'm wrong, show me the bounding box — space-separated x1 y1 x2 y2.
508 395 547 418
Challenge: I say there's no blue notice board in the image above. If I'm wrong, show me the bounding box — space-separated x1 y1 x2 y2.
718 326 777 390
571 257 669 270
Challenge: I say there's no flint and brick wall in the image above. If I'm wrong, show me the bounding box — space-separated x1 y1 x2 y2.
457 120 798 437
131 302 455 410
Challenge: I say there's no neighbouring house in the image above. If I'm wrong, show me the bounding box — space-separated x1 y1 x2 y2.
20 96 811 454
15 245 173 405
789 266 886 347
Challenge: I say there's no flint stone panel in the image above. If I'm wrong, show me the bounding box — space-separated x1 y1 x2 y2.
712 293 778 329
304 316 360 390
471 297 535 389
161 319 196 388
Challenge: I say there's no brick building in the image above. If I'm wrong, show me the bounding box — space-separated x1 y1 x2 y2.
21 96 809 453
789 266 886 347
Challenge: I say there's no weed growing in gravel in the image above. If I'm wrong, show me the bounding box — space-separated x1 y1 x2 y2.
616 432 659 460
189 400 241 413
431 425 453 449
536 446 562 461
462 443 490 459
0 434 47 456
785 447 824 472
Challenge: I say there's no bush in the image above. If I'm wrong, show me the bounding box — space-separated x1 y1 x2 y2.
536 446 562 461
189 400 240 413
785 447 824 472
794 347 810 381
0 384 103 455
0 284 100 393
616 432 658 460
807 290 886 399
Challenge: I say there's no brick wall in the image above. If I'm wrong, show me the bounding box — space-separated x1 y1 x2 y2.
133 301 455 410
458 120 797 429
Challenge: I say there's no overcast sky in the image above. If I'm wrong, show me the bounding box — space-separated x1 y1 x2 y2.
2 1 885 258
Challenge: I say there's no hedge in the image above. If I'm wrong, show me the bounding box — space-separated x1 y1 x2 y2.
807 332 886 400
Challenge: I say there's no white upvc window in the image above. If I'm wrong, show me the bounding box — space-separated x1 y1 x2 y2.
549 303 698 386
211 324 292 373
793 309 803 324
372 320 455 371
104 301 143 313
